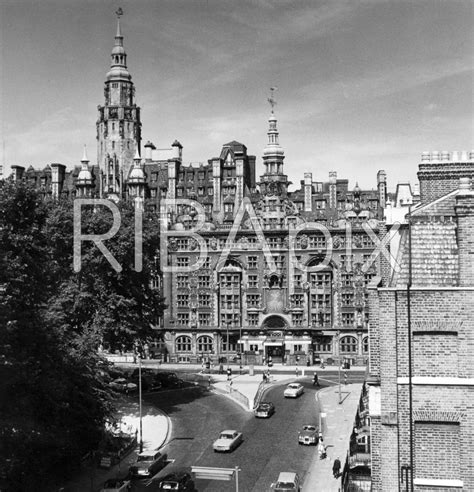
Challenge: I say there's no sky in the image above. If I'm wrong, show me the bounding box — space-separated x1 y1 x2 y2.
0 0 472 190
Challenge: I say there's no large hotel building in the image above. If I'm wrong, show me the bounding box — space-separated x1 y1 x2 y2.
8 15 391 367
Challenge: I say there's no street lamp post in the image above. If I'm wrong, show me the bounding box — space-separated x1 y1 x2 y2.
238 314 242 374
336 331 342 404
226 321 230 370
138 355 143 452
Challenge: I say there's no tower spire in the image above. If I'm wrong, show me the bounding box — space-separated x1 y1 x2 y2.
115 8 123 45
96 9 142 195
259 87 289 196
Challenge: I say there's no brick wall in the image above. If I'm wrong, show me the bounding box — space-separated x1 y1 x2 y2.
417 161 474 203
455 191 474 286
370 288 474 491
413 333 458 377
415 422 460 480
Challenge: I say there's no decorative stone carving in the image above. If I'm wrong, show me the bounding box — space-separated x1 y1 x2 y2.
168 237 178 251
209 237 218 250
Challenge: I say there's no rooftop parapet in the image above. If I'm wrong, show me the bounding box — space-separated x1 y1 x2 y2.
421 151 474 163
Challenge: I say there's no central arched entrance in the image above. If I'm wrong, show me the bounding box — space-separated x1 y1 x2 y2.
262 315 288 364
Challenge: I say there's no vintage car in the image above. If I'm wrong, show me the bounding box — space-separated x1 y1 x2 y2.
100 477 131 492
255 402 276 418
283 383 304 398
298 424 319 445
158 471 195 491
212 430 243 452
109 378 138 394
129 450 167 478
270 472 301 492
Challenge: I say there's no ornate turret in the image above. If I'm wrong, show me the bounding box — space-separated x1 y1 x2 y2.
96 8 141 197
127 148 146 210
259 88 290 197
76 146 94 197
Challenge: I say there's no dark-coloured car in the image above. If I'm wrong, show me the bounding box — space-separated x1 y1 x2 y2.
298 424 319 445
100 477 131 491
129 372 163 391
153 372 185 388
158 471 195 491
255 402 275 418
129 450 167 478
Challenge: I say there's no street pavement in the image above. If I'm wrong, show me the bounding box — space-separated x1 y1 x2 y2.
64 361 364 491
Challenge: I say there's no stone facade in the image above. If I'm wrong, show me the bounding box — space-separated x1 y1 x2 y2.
155 104 388 366
367 171 474 491
6 14 390 369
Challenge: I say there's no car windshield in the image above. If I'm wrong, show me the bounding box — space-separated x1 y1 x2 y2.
259 404 270 409
276 482 295 489
304 426 316 431
137 454 154 461
288 384 299 389
220 433 233 439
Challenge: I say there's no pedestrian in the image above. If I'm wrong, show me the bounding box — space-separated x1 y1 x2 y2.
208 375 212 389
333 457 341 478
219 363 224 374
227 367 232 381
313 373 319 386
295 366 299 377
262 372 267 383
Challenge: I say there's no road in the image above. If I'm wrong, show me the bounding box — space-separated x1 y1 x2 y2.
130 377 330 492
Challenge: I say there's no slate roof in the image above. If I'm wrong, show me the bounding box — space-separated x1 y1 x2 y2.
391 189 462 287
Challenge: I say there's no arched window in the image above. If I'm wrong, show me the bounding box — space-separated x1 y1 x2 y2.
340 336 357 353
363 337 369 354
175 336 191 352
197 336 213 353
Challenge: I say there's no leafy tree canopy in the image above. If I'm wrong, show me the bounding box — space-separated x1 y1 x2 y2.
0 180 165 490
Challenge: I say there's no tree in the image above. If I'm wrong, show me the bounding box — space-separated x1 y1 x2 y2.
0 181 165 490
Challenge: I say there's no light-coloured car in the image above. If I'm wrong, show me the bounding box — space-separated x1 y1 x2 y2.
283 383 304 398
129 450 167 477
270 472 301 492
109 378 138 394
100 477 131 492
298 424 319 445
255 402 275 418
213 429 243 452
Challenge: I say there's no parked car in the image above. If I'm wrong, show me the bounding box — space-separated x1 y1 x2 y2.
255 402 275 418
129 372 163 391
270 472 301 492
109 378 138 394
283 383 304 398
100 477 131 492
129 450 167 477
213 430 243 452
153 372 185 388
158 471 195 491
298 424 319 445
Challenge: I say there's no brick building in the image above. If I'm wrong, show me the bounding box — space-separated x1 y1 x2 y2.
366 153 474 491
6 14 390 367
157 108 387 367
